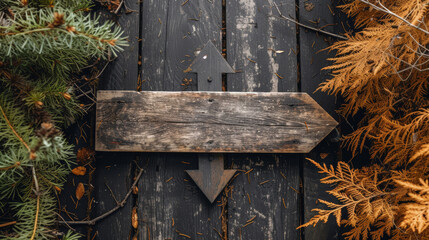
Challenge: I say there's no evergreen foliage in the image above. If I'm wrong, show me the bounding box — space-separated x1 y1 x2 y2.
301 0 429 239
0 0 126 239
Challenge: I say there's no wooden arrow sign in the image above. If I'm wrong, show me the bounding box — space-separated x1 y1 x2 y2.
187 41 236 203
186 154 236 203
187 41 235 91
95 41 338 203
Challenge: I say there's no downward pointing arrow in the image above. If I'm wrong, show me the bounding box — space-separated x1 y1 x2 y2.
186 154 236 203
186 40 236 203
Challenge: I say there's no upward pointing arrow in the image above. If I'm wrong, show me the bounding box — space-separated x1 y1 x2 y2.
186 41 236 203
188 40 235 91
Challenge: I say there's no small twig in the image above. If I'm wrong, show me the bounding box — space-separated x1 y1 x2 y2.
114 0 125 15
54 213 76 232
213 228 223 239
268 0 348 40
105 182 119 205
30 165 41 240
0 221 16 228
30 195 40 240
59 168 144 225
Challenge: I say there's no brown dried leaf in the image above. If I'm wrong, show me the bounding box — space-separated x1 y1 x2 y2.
320 153 329 159
132 207 138 229
76 183 85 200
71 166 87 176
304 2 315 12
132 186 138 195
76 148 94 164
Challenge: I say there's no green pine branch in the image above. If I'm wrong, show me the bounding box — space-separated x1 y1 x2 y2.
0 0 127 239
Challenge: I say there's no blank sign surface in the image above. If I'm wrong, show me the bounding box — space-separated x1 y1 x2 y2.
95 91 337 153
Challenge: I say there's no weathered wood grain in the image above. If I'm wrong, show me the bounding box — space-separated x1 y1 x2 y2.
226 0 297 92
138 1 225 239
163 0 222 91
98 6 139 90
92 4 141 239
95 91 337 153
226 154 301 240
225 1 301 239
138 153 223 240
140 0 169 91
92 153 135 239
299 0 343 238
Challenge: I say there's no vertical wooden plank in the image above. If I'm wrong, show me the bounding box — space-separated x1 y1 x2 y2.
139 1 223 239
139 154 223 240
226 154 300 240
99 7 140 90
140 0 169 91
299 0 342 239
226 0 297 92
163 0 223 91
92 3 140 239
226 0 300 239
92 153 134 239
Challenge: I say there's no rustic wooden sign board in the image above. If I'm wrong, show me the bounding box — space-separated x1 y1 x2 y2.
95 41 338 203
96 91 337 153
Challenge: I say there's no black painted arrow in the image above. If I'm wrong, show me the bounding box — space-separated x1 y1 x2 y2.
186 40 236 203
187 154 236 203
188 40 235 91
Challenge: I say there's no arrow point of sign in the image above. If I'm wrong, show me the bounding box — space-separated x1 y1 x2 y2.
186 154 236 203
190 40 235 74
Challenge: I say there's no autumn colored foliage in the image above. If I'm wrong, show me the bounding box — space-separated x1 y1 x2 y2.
300 0 429 239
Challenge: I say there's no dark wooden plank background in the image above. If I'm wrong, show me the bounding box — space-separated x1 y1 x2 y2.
225 1 301 239
92 2 141 239
138 1 224 239
66 0 346 239
298 0 343 239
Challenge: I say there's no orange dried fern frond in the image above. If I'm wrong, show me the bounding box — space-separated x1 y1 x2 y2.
299 159 396 240
396 179 429 234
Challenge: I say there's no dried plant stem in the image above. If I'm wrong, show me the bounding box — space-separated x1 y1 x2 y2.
59 168 144 226
359 0 429 35
268 0 348 40
0 104 30 152
0 161 20 171
0 221 17 228
30 195 40 240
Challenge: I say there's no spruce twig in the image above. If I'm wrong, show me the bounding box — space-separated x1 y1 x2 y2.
59 168 144 226
0 104 30 152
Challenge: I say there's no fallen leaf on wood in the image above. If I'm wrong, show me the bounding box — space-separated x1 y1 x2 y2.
132 186 138 195
76 183 85 200
76 148 94 164
132 207 138 229
305 2 315 12
71 166 87 176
